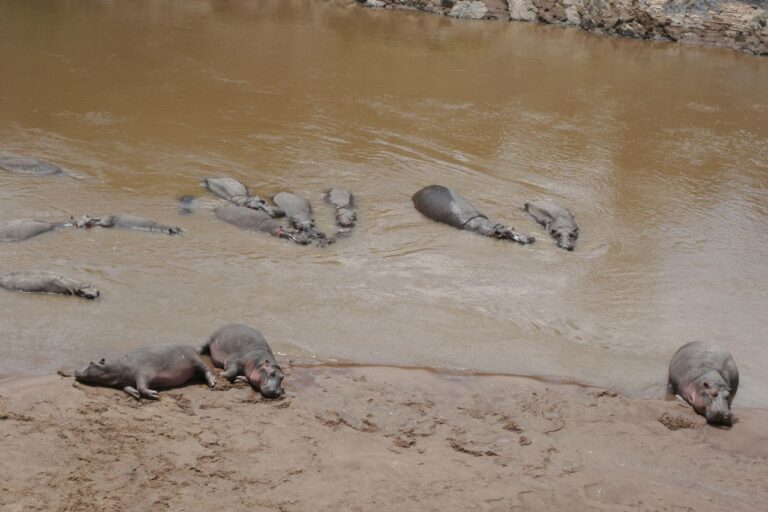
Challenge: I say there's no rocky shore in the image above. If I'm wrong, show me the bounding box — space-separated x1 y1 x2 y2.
359 0 768 55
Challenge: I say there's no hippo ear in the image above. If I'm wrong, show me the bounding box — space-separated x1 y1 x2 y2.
98 358 106 365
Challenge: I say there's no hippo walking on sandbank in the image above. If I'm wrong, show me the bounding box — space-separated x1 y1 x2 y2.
412 185 535 244
325 188 357 229
199 324 284 399
75 344 216 400
215 204 310 245
204 177 284 218
0 271 99 299
0 219 74 242
0 154 68 176
524 200 579 251
273 192 330 244
668 341 739 426
74 214 182 235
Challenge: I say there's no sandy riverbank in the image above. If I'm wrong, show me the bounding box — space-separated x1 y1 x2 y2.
1 365 767 511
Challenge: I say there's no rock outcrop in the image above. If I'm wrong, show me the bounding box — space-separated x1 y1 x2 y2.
358 0 768 55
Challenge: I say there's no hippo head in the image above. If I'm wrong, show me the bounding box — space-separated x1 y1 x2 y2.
689 375 733 426
248 360 284 399
75 358 118 385
244 198 285 219
549 226 578 251
76 285 100 300
275 227 311 245
335 209 356 228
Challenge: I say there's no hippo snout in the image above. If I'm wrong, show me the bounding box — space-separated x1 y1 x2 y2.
74 369 85 381
706 409 733 427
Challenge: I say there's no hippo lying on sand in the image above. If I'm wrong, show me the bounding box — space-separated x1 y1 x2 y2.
0 154 67 176
273 192 330 244
412 185 534 244
74 214 182 235
325 188 357 229
215 204 309 245
0 271 99 299
75 344 216 400
524 200 579 251
668 341 739 426
199 324 284 399
0 219 74 242
205 177 284 218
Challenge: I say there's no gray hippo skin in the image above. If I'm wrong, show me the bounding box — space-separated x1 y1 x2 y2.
75 344 216 400
199 323 284 399
0 219 73 242
668 341 739 426
324 188 357 229
74 214 182 235
204 177 284 218
0 271 99 299
0 154 66 176
273 192 330 244
524 200 579 251
412 185 535 244
215 204 310 245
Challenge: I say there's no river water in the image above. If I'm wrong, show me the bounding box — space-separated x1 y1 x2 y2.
1 0 767 406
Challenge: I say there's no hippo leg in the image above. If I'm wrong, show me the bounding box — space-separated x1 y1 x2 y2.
220 363 240 382
233 376 249 384
136 376 159 400
193 360 216 388
123 386 141 400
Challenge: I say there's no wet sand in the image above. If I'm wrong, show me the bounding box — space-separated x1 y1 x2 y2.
2 366 767 511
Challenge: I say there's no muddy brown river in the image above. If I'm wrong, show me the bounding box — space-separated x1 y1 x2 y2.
1 0 767 406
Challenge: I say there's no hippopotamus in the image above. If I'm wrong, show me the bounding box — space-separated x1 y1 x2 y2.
75 344 216 400
215 204 309 245
668 341 739 426
0 154 67 176
0 271 99 299
0 219 74 242
204 177 284 218
199 324 284 399
324 188 357 229
272 192 329 244
412 185 535 244
524 200 579 251
74 214 182 235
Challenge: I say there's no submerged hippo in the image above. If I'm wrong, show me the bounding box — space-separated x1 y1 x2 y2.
668 341 739 426
0 219 74 242
0 271 99 299
215 204 309 245
74 214 182 235
204 177 284 218
199 324 284 399
0 154 67 176
324 188 357 229
412 185 535 244
75 344 216 400
524 200 579 251
273 192 329 244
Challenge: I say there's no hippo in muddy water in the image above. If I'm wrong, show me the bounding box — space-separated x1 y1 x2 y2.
412 185 535 244
324 188 357 229
0 154 67 176
199 324 284 399
0 219 75 242
215 204 310 244
75 344 216 400
273 192 330 244
204 177 284 218
668 341 739 426
0 271 99 299
74 214 182 235
524 199 579 251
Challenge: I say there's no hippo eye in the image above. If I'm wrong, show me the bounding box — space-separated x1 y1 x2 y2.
703 382 710 389
569 233 576 240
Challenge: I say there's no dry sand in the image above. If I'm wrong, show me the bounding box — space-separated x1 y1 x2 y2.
1 364 767 512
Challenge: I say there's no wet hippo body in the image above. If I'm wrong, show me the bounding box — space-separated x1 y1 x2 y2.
0 154 66 176
199 324 284 399
0 271 99 299
204 177 284 218
75 344 216 400
412 185 535 244
76 214 182 235
273 192 328 243
668 341 739 426
215 204 309 245
524 200 579 251
0 219 71 242
324 188 357 229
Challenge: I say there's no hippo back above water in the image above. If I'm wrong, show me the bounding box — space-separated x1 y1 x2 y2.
214 204 310 245
0 219 71 242
0 154 67 176
0 271 99 299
